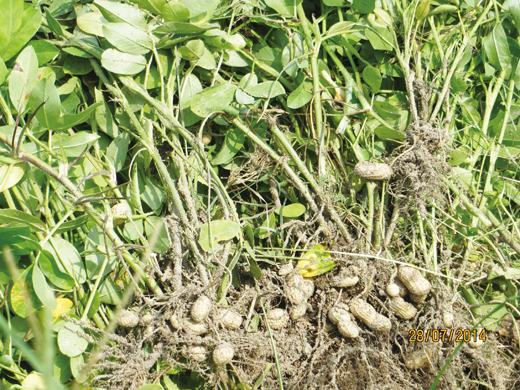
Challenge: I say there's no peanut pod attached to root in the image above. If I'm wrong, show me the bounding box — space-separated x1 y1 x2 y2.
350 299 391 333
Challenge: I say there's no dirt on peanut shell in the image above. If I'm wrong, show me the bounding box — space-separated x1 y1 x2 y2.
88 246 517 390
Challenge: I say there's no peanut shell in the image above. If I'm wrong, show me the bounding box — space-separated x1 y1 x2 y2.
191 295 212 323
389 297 417 320
354 161 392 180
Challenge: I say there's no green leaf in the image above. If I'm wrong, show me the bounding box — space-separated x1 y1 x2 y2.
187 83 237 117
488 264 520 280
323 0 346 6
84 225 118 280
483 24 511 70
179 74 203 106
287 81 312 109
162 1 190 22
39 250 75 290
98 278 122 305
106 132 130 172
32 264 57 310
505 0 520 29
133 0 167 15
28 77 61 130
415 0 430 20
212 127 245 165
460 97 481 125
54 102 102 131
44 237 87 284
0 0 23 60
245 81 285 98
54 352 72 383
428 4 457 15
180 0 219 24
50 132 99 157
0 209 46 232
70 354 87 382
45 8 63 36
154 21 215 35
198 220 241 252
324 21 354 39
203 29 246 51
0 58 7 86
136 385 164 390
56 214 89 234
0 226 31 248
101 48 147 75
27 41 59 66
10 266 42 318
196 48 217 70
508 37 520 59
178 39 205 61
353 0 375 14
362 65 382 92
58 323 88 357
264 0 299 15
0 0 41 62
275 203 306 218
0 163 26 192
8 46 38 112
374 125 405 141
144 216 169 254
94 0 147 31
76 6 106 37
103 22 153 55
48 0 73 17
63 55 94 75
141 175 165 211
94 88 119 137
365 27 394 51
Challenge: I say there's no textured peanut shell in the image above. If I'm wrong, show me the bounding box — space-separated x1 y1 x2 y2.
398 266 431 296
184 345 207 362
442 310 454 328
266 309 289 329
410 292 428 303
183 318 208 335
405 350 431 370
140 313 154 326
170 314 182 330
119 310 139 328
328 305 351 325
386 284 400 297
370 313 392 332
332 275 359 288
286 286 305 305
213 343 235 366
290 303 308 320
286 273 305 288
278 263 294 276
300 279 315 300
349 299 376 326
191 295 212 323
389 297 417 320
353 161 392 180
217 309 242 330
469 339 484 349
111 202 131 216
338 319 360 338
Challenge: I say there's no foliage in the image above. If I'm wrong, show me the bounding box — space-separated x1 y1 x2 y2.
0 0 519 388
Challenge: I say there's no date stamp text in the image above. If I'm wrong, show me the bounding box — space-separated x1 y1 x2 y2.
409 329 486 343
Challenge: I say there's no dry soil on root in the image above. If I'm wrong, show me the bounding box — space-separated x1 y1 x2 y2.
89 249 517 390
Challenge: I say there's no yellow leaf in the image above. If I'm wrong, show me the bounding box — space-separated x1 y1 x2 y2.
52 297 73 319
296 243 336 278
